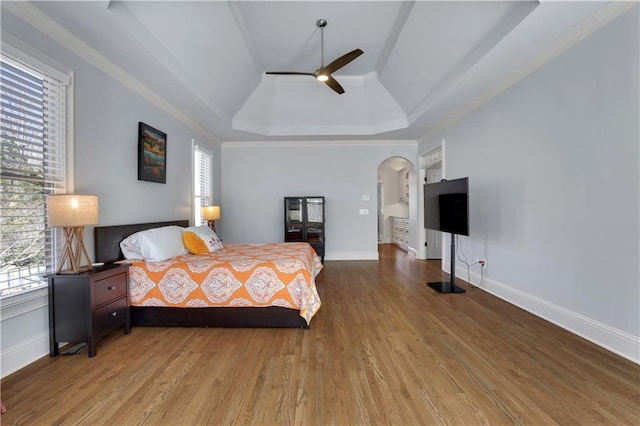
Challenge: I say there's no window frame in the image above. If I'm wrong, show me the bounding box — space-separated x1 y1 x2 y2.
192 141 213 226
0 37 74 310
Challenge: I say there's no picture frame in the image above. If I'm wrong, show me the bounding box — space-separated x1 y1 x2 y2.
138 122 167 184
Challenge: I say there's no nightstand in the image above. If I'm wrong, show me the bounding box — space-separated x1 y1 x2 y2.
48 263 130 357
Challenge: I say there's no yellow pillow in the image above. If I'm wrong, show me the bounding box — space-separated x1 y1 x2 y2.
183 231 210 255
182 225 224 255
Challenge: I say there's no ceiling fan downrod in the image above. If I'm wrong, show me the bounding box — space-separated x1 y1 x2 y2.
316 19 328 81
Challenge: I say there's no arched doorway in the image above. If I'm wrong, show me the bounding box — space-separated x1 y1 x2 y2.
377 157 415 254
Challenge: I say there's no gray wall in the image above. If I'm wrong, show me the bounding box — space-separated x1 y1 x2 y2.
1 9 221 376
221 143 417 259
419 8 639 360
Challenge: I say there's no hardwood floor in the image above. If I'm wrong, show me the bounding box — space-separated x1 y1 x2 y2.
2 244 638 425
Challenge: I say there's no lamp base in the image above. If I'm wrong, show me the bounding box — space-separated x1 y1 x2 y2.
56 227 93 274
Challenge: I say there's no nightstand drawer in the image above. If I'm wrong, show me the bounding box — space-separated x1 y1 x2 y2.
95 297 128 333
93 272 127 305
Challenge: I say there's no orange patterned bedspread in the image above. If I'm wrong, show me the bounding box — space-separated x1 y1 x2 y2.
127 242 322 324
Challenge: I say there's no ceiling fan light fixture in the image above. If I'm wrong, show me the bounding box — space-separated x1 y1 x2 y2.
316 74 329 82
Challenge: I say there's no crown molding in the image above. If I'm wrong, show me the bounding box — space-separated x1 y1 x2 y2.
2 1 223 147
222 139 417 149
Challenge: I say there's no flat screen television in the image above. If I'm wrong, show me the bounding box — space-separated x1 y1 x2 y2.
424 177 469 236
424 177 470 293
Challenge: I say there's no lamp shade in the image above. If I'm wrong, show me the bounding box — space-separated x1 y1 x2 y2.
46 194 99 227
202 205 220 221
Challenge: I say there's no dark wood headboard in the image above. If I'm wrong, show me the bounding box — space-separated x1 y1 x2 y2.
94 220 189 264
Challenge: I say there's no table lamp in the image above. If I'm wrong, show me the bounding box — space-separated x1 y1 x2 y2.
46 194 99 274
201 205 220 232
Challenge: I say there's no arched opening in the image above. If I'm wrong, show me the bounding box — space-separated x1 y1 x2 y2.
377 156 415 255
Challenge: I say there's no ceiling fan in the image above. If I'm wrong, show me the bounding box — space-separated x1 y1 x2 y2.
266 19 363 95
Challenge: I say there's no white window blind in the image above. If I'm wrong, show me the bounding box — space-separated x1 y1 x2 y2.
1 55 67 297
193 144 212 226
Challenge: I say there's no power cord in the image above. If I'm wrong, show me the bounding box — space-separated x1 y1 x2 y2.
455 235 485 288
61 342 87 355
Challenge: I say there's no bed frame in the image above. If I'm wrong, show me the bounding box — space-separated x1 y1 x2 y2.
94 220 309 328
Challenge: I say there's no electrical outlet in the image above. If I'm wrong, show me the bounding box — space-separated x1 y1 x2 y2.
359 209 369 215
476 258 487 269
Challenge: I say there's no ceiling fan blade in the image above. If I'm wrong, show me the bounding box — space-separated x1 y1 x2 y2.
265 71 315 76
266 21 360 94
321 49 363 74
324 75 345 95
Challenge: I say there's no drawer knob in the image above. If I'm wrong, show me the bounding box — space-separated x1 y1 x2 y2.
109 312 117 317
108 286 116 291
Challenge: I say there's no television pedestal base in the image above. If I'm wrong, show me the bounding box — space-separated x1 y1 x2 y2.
427 232 466 294
427 282 465 293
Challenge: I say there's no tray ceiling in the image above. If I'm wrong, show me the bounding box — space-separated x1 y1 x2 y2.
3 1 629 142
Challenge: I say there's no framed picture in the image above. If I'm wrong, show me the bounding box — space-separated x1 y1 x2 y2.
138 122 167 184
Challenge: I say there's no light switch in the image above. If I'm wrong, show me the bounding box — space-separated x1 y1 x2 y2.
359 209 369 215
362 194 370 201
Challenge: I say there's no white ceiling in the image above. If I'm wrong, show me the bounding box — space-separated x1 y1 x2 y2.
12 1 626 143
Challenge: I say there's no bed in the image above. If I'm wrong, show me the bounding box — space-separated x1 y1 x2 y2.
94 220 322 328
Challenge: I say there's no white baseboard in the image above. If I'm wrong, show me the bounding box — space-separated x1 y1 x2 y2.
444 262 640 364
325 251 379 261
1 331 49 378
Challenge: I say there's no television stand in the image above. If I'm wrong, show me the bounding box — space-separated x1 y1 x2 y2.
428 281 465 293
427 232 466 293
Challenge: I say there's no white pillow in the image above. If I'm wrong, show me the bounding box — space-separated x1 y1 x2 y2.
120 225 188 261
184 225 224 253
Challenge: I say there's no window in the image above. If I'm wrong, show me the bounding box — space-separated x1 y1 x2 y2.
0 52 70 298
193 143 212 226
